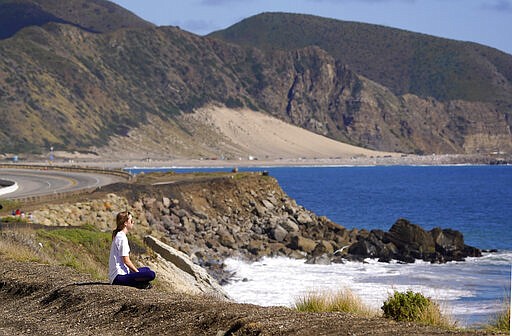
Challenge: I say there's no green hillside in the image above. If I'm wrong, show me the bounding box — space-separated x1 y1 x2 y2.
0 4 511 155
0 0 154 39
209 12 512 104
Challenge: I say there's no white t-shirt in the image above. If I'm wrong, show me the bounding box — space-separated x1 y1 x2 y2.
108 231 131 284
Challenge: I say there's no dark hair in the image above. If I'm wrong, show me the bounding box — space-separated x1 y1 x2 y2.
112 211 131 240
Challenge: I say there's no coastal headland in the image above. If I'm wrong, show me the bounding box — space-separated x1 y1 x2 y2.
0 167 499 335
0 2 509 333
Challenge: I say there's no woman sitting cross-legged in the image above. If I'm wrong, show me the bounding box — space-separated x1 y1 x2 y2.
109 211 156 289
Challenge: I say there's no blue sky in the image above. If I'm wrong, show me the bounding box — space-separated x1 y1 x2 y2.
110 0 512 55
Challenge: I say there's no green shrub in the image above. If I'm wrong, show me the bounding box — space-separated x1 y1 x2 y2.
382 291 442 323
225 97 244 108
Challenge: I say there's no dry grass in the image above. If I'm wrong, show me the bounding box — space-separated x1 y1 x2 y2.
487 295 510 333
417 300 456 329
0 227 47 263
0 225 111 279
293 289 377 317
0 237 41 262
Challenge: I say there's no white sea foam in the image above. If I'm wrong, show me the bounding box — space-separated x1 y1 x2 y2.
223 252 511 327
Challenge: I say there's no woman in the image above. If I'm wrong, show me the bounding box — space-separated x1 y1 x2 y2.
108 211 155 289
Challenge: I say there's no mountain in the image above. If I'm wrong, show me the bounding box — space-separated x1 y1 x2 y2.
0 0 154 39
0 4 510 156
209 13 512 154
209 12 512 104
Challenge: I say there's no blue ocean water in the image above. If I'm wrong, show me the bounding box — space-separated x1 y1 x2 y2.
127 165 512 326
260 165 512 251
128 165 511 250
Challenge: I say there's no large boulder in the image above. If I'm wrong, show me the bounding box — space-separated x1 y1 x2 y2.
280 218 299 233
431 227 463 254
346 219 481 263
312 240 334 256
384 218 436 261
270 224 288 242
296 212 313 225
144 236 229 299
431 227 482 261
288 235 316 253
216 228 237 248
348 239 378 259
347 229 399 262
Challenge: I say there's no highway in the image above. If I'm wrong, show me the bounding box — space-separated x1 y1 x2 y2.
0 168 127 199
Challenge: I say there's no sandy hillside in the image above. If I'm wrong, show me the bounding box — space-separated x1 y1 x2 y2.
78 106 399 165
187 106 395 159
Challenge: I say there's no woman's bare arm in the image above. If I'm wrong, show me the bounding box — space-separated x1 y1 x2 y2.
122 256 139 273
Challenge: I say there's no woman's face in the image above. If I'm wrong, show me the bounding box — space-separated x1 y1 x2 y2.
125 214 134 230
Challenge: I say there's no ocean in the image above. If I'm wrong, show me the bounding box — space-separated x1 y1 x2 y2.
126 165 511 328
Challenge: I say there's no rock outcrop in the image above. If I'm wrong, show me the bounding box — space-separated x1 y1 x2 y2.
346 218 482 263
127 173 359 278
143 235 228 298
26 173 482 283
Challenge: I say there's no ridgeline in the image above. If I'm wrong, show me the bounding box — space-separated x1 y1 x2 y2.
0 1 511 156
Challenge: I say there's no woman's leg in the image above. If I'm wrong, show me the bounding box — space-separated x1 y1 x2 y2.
113 268 156 288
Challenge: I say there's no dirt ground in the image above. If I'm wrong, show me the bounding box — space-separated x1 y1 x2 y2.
0 258 502 336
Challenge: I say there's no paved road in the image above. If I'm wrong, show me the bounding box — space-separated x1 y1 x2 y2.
0 168 126 199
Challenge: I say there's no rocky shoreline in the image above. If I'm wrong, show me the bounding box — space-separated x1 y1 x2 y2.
25 171 483 284
345 218 482 264
1 169 501 335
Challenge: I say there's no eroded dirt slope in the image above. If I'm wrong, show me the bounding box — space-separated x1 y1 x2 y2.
0 258 498 336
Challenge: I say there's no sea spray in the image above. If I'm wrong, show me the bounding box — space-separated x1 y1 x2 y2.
128 165 512 327
223 251 511 327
